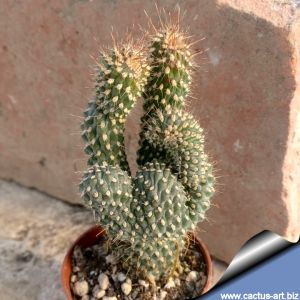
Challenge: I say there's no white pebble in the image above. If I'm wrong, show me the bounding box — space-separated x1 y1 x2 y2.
103 297 117 300
71 274 77 283
185 271 199 282
98 273 110 290
73 280 89 296
138 279 149 289
81 296 89 300
159 290 168 300
164 278 176 289
186 271 199 282
94 289 106 299
117 272 126 282
121 281 132 295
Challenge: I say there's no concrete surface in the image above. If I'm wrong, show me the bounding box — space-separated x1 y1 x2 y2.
0 180 226 300
0 180 92 300
0 0 299 263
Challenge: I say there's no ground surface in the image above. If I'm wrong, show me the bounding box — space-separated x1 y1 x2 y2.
0 180 227 300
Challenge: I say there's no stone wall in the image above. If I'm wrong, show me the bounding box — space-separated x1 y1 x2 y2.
0 0 299 262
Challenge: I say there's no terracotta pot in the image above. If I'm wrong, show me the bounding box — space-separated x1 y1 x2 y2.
61 226 213 299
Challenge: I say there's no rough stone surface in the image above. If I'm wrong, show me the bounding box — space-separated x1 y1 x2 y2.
0 180 92 300
0 0 299 263
98 273 110 291
0 180 226 299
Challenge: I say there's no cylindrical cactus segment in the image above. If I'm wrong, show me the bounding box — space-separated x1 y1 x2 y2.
81 42 149 171
137 23 215 228
143 24 193 113
131 161 192 237
81 102 129 169
140 109 215 223
94 45 149 118
80 164 134 240
129 236 186 278
124 161 193 278
137 24 193 167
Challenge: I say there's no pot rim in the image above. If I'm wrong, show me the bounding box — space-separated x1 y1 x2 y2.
61 225 212 299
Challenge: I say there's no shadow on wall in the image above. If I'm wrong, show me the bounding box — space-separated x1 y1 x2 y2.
127 0 296 263
188 1 295 262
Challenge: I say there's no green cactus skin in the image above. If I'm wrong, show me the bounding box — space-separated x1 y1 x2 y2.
137 24 215 221
80 161 192 278
80 25 215 283
137 25 193 167
80 164 134 240
81 44 149 171
128 161 193 277
143 28 192 112
141 109 215 223
134 23 215 278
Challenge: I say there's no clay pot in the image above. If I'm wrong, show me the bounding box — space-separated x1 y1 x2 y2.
61 226 212 299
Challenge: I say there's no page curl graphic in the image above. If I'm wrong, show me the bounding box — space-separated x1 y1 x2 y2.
199 230 299 299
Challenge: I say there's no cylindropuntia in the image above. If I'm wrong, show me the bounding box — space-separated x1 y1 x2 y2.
80 22 215 283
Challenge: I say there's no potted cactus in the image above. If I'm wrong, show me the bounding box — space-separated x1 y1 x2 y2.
62 20 215 300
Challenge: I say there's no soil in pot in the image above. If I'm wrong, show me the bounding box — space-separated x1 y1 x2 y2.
70 235 208 300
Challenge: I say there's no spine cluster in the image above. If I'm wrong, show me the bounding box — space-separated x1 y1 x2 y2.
80 25 215 281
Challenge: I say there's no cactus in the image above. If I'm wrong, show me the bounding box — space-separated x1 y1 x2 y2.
80 23 215 282
81 42 149 171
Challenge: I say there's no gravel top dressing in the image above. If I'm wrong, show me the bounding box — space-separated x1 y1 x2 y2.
70 236 207 300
